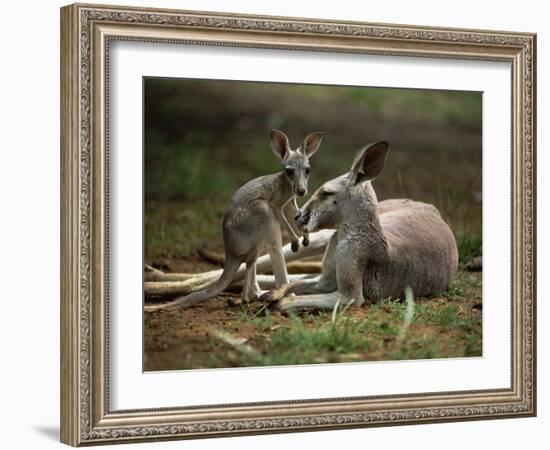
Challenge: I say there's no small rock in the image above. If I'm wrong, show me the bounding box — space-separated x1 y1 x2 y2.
465 256 482 272
227 297 243 307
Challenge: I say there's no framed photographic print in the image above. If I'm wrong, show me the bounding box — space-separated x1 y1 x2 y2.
60 3 536 446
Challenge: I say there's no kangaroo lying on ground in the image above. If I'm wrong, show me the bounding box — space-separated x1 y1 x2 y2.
261 141 458 312
149 129 323 311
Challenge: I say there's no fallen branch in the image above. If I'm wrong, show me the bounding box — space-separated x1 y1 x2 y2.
145 278 217 297
145 273 313 298
198 248 322 273
143 229 333 295
144 271 199 282
209 329 260 360
144 264 160 273
197 248 225 266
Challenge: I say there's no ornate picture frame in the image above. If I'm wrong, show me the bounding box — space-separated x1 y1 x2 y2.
60 3 536 446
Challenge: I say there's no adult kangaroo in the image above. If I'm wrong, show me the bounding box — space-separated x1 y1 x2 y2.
148 129 323 311
261 141 458 312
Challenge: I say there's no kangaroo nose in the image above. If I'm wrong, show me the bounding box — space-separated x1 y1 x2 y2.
296 211 310 227
296 187 306 196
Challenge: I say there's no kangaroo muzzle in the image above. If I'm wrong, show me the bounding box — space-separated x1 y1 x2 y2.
295 186 306 196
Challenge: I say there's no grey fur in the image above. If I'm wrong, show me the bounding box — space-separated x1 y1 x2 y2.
265 142 458 312
153 129 323 311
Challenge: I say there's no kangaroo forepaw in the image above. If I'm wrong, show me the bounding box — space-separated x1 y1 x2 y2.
302 236 309 247
291 240 300 252
259 291 276 304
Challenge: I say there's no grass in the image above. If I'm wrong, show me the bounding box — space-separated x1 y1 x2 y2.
204 273 481 368
345 87 482 129
144 199 225 258
455 229 483 266
431 170 482 266
209 311 385 367
145 133 235 200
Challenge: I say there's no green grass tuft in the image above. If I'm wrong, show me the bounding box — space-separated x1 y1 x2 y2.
455 230 482 265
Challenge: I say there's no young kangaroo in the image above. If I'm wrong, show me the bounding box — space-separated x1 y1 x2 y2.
262 141 458 312
151 129 323 311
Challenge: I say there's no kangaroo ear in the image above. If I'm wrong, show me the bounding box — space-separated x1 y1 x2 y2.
271 129 290 161
300 132 324 157
350 141 389 185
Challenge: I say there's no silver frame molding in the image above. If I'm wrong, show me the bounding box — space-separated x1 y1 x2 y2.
60 3 536 446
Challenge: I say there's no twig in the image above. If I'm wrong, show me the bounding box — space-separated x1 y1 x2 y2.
210 329 261 359
251 303 269 319
198 249 323 273
198 248 225 266
144 264 161 273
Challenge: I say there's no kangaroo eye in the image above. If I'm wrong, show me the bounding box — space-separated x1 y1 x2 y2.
285 168 294 177
305 167 311 176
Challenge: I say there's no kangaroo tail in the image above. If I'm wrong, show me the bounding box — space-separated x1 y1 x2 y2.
145 257 241 312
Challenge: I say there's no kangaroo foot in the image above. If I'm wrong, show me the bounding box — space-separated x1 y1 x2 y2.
242 288 263 304
260 283 293 304
272 295 296 313
302 235 309 247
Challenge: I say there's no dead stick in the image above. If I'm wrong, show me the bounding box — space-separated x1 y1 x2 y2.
144 229 333 288
144 273 312 297
198 248 225 266
198 248 322 273
144 272 197 282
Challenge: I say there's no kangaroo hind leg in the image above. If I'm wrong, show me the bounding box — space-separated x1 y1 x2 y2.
243 259 262 302
278 291 348 312
263 212 289 288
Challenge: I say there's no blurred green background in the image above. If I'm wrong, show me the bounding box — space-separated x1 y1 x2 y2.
144 78 482 266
